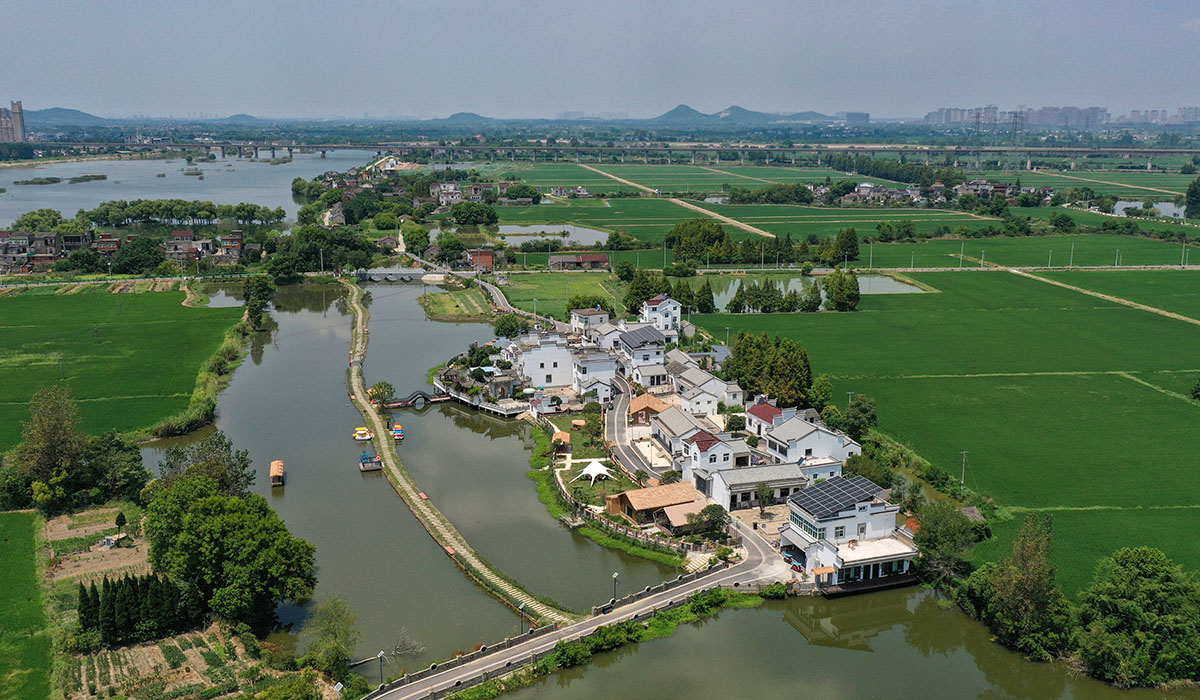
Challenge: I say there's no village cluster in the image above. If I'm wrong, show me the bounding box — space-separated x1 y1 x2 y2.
0 228 254 274
435 292 918 590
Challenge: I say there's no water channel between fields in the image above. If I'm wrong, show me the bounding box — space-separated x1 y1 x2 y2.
141 282 670 672
0 149 379 226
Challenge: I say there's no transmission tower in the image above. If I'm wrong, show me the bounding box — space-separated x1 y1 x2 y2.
1009 109 1025 171
971 111 983 171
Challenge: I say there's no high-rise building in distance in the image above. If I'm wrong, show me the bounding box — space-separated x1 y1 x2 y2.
0 101 26 142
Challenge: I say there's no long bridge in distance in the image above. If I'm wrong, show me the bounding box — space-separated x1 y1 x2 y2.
27 140 1200 162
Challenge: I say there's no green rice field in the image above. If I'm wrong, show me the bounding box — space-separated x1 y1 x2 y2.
1041 269 1200 319
0 512 51 700
0 292 243 450
694 271 1200 593
859 234 1192 269
983 169 1198 198
499 271 627 321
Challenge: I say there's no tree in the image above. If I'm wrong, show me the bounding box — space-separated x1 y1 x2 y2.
493 313 530 338
303 595 361 681
1187 177 1200 219
914 500 974 588
614 259 635 282
64 248 105 274
798 278 822 312
98 578 117 645
1048 212 1076 232
843 453 893 489
111 236 165 275
155 430 254 497
958 514 1071 662
400 221 429 253
78 581 97 631
842 395 878 442
659 470 681 484
1076 547 1200 687
145 476 316 626
833 227 859 261
368 381 395 405
686 503 731 537
449 201 498 225
694 279 716 313
1191 378 1200 401
634 469 648 486
725 414 745 432
809 375 833 410
115 511 127 536
503 184 542 204
567 294 614 316
243 274 276 330
754 481 772 515
15 386 86 514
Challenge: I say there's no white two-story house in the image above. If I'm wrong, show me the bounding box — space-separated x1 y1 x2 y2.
570 308 610 335
673 366 743 409
639 294 682 341
616 326 666 374
764 416 860 464
780 475 918 590
505 332 573 389
572 348 617 403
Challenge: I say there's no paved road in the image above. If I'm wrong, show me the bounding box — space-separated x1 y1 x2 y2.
607 375 658 477
370 516 777 700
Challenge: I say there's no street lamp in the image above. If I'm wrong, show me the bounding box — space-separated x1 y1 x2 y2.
518 602 526 634
533 298 537 317
612 571 620 602
725 326 730 346
376 650 386 686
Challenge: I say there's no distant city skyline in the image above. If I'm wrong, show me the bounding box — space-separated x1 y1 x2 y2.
3 0 1199 120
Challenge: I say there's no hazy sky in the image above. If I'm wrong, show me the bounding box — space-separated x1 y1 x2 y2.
3 0 1198 119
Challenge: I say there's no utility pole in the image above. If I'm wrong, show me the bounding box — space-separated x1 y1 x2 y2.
869 242 873 269
1070 240 1075 268
1047 250 1052 268
960 450 969 485
959 241 964 269
847 391 855 410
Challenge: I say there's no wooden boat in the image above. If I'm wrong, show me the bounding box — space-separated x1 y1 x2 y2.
269 460 285 487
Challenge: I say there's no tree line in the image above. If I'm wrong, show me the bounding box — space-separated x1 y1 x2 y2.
825 153 963 188
727 182 814 204
73 574 205 651
80 199 285 227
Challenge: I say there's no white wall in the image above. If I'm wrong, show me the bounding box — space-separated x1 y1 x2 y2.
518 342 573 388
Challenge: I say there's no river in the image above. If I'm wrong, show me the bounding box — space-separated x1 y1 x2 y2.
0 149 378 226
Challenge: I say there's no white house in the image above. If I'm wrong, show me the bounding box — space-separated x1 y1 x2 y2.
616 326 666 373
779 475 918 590
639 294 682 335
632 363 669 388
505 333 573 389
764 416 861 463
590 321 624 349
651 406 708 456
572 348 617 403
673 366 743 408
679 432 805 510
570 308 610 335
680 386 719 416
746 400 785 437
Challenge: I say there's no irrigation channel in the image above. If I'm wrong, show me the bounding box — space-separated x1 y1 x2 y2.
143 282 1200 698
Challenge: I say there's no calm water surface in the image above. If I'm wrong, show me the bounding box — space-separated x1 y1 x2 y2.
687 274 923 311
508 588 1198 700
0 149 376 225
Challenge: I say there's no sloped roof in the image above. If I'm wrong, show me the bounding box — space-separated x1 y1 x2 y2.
619 482 700 511
629 393 670 415
664 348 695 367
663 500 706 528
572 308 609 317
679 367 716 388
681 386 716 400
619 325 666 348
789 475 883 519
684 430 722 452
747 401 783 422
715 463 808 488
652 406 706 438
768 416 821 442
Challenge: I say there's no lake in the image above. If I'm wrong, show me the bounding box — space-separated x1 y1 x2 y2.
0 149 377 226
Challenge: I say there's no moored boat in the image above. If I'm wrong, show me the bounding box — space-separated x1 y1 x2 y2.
353 427 374 441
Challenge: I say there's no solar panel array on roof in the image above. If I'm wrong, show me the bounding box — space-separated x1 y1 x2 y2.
789 475 881 519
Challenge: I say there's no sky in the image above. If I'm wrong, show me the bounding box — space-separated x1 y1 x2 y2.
2 0 1199 120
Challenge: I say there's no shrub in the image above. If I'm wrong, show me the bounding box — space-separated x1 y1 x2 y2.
159 642 186 669
760 582 789 599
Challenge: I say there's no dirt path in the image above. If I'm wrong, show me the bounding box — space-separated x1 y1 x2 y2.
576 163 775 238
669 198 775 238
1010 268 1200 327
1032 169 1184 196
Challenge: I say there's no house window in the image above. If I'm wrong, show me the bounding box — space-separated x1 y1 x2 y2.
539 362 545 369
722 454 729 461
834 526 845 538
580 366 587 374
545 374 552 383
804 448 813 457
642 354 649 361
858 523 867 538
829 471 835 478
858 505 867 512
740 492 750 502
552 362 558 368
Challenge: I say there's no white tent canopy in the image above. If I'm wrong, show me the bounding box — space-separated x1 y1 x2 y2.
570 460 615 485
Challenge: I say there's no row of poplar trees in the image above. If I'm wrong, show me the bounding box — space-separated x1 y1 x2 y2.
76 574 205 647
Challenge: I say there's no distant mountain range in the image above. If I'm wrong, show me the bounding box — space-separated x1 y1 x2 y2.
19 104 832 127
23 107 112 126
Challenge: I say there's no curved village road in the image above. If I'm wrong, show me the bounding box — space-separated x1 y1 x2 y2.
607 375 658 477
368 519 777 700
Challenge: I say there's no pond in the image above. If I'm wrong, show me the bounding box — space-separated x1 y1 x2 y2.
0 149 377 226
687 274 924 311
430 223 610 247
1115 199 1186 218
505 588 1199 700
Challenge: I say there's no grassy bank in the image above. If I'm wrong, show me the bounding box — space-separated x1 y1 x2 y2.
0 512 52 700
418 288 494 322
525 429 685 569
449 588 763 700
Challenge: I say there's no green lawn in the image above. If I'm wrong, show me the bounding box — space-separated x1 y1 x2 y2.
0 292 243 449
694 271 1200 591
0 512 51 700
499 272 627 321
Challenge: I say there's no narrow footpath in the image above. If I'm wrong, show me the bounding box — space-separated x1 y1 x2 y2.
339 279 573 625
575 163 775 239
